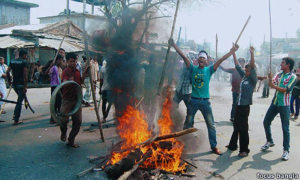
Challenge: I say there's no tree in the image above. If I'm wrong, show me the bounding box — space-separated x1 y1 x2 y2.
296 28 300 38
185 40 197 51
99 0 208 50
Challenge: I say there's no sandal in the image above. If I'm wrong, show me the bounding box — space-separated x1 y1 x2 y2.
60 133 66 142
66 143 80 148
225 145 237 151
50 120 56 124
212 147 223 155
13 121 23 125
101 118 106 124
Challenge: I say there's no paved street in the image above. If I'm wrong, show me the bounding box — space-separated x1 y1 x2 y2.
0 80 300 180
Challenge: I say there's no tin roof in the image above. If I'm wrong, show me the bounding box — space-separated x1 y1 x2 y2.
1 0 39 8
0 36 35 48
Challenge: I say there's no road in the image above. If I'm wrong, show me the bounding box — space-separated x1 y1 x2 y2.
0 80 299 180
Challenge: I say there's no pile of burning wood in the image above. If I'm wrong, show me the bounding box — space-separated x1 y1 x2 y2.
78 95 198 179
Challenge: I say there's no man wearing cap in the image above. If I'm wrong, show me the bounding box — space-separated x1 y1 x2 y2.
170 39 238 155
219 58 245 122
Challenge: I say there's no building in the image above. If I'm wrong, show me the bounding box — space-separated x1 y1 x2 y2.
0 0 38 26
37 0 110 36
39 13 110 36
0 20 88 65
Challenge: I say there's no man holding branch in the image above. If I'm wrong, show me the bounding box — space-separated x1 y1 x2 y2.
226 46 257 157
169 39 238 155
261 57 297 161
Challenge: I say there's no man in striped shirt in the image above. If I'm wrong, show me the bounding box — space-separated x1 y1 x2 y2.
261 57 297 161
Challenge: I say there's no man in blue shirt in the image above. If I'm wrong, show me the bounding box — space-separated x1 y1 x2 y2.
170 39 238 155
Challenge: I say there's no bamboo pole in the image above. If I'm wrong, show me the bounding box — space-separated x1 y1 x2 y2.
157 0 180 95
269 0 272 74
235 16 251 45
216 34 218 59
53 22 70 64
83 32 105 142
134 96 144 109
155 128 197 141
44 22 70 78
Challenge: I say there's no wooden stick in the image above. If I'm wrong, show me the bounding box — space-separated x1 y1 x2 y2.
53 22 70 64
139 134 158 147
44 22 70 77
134 96 144 109
180 158 198 169
83 31 105 142
157 0 180 95
155 128 197 141
0 84 12 117
216 34 218 59
88 154 110 162
77 165 97 178
268 0 272 74
235 16 251 45
117 149 152 180
164 171 196 177
77 156 108 178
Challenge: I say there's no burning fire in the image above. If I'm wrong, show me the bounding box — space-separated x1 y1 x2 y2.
107 92 186 172
143 92 186 172
110 105 151 164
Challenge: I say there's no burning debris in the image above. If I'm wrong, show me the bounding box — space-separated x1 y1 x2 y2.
78 93 197 179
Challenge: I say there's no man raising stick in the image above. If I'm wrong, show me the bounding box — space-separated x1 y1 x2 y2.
170 39 238 155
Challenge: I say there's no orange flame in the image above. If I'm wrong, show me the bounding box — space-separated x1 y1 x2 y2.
108 105 151 165
107 92 186 172
143 92 186 172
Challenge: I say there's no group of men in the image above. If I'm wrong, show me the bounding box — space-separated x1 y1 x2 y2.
0 48 103 148
170 39 296 161
0 37 298 159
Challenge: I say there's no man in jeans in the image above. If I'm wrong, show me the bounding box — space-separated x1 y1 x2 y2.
261 57 297 161
170 39 238 155
6 49 28 125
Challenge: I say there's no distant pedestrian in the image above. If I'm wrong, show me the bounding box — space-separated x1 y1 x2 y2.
261 57 297 161
81 55 91 106
0 57 8 115
99 60 113 123
75 54 82 77
290 73 300 120
45 54 64 124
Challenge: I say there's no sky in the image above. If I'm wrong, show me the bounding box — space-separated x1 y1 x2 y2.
21 0 300 52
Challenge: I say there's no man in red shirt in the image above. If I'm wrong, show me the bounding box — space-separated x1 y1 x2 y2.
60 53 89 148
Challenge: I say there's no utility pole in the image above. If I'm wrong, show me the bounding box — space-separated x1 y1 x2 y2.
66 0 70 15
83 0 86 13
